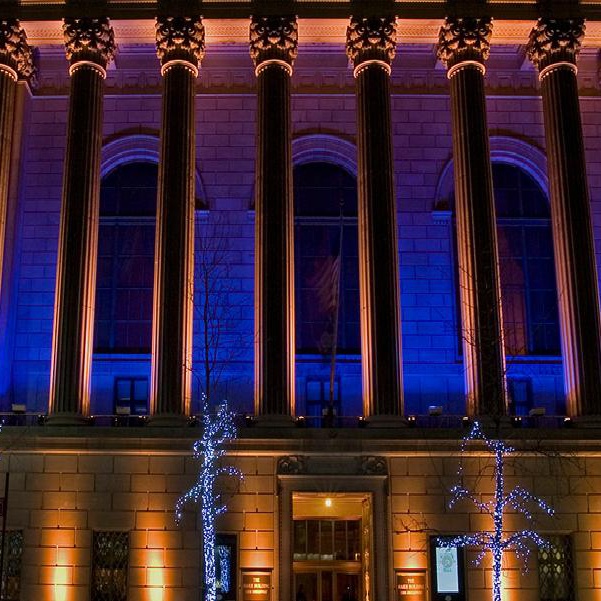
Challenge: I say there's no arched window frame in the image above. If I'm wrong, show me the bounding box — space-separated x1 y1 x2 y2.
292 135 360 358
434 137 560 360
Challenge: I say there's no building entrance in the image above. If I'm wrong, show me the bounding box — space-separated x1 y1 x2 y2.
292 493 372 601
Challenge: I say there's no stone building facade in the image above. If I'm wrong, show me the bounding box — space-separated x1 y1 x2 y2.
0 2 600 600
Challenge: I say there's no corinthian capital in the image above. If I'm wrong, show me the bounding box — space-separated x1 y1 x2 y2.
526 18 585 71
63 17 115 68
346 16 396 68
437 17 493 68
0 19 34 81
249 16 298 69
155 16 205 70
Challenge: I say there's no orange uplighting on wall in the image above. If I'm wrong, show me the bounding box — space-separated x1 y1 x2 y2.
146 545 166 601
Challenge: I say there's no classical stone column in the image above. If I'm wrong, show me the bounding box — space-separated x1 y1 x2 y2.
150 17 204 423
346 16 403 418
437 17 506 418
0 21 33 304
527 19 601 417
250 16 297 418
48 18 115 423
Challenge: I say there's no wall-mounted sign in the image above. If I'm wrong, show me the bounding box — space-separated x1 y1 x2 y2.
242 570 271 601
435 547 459 593
429 537 466 601
396 570 426 601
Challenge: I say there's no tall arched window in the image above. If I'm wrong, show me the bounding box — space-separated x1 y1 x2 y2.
94 162 157 353
452 163 560 357
294 162 360 354
494 163 560 356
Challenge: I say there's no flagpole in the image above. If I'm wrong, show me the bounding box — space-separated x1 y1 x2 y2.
0 471 10 600
328 192 345 414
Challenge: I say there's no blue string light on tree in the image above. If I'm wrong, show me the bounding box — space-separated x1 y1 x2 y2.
176 397 242 601
438 421 554 601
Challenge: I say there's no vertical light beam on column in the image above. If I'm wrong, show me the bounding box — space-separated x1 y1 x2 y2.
437 17 507 418
250 15 297 418
527 18 601 417
150 16 204 423
48 18 115 423
346 16 403 418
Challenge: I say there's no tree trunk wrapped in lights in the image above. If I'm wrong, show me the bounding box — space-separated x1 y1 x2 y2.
439 422 554 601
176 398 242 601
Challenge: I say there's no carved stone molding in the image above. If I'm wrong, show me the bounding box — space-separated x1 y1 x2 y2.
346 16 396 67
277 455 306 475
360 456 387 475
249 15 298 68
63 17 115 68
437 17 493 68
0 19 34 81
527 18 585 70
155 16 205 69
155 16 204 70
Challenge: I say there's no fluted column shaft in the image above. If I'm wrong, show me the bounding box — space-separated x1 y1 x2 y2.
250 16 297 417
49 18 114 421
527 19 601 416
347 16 403 417
438 18 506 417
0 21 33 324
151 17 204 421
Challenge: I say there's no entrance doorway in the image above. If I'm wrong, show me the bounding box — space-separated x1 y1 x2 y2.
292 493 371 601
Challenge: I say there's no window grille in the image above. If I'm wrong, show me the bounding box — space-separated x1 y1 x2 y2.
1 530 23 601
538 535 574 601
91 531 129 601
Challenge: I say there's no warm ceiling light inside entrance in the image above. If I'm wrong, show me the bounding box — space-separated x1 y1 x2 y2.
325 497 332 508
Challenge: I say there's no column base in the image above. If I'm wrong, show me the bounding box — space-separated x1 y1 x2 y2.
45 412 89 426
146 414 190 427
253 415 296 428
365 415 407 428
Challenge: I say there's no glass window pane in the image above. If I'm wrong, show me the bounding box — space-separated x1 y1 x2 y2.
294 521 307 559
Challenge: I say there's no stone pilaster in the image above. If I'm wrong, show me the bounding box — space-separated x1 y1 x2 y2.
250 16 297 419
48 18 115 424
527 18 601 417
346 16 404 418
437 17 507 418
0 20 33 305
150 16 204 423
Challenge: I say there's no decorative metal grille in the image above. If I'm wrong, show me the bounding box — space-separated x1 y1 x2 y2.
538 535 575 601
91 531 129 601
1 530 23 601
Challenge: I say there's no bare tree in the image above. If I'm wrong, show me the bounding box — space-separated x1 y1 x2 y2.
193 213 251 408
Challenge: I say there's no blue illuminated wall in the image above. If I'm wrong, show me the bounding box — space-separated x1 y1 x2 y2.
3 45 585 417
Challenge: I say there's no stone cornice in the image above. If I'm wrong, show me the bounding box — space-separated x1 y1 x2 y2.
19 18 601 48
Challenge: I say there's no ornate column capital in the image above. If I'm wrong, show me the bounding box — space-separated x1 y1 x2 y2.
0 19 34 81
155 16 205 77
437 17 492 75
63 17 115 76
345 16 396 75
249 16 298 75
526 18 584 75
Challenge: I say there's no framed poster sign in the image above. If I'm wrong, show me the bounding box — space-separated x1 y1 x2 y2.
242 570 272 601
429 538 466 601
396 570 426 601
